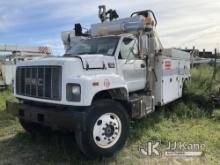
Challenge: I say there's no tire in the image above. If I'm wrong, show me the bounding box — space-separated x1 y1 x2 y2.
75 99 129 158
19 119 49 135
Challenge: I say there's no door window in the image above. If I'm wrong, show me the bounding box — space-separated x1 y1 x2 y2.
119 37 138 60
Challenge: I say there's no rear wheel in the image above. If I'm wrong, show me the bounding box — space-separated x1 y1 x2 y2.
75 99 129 158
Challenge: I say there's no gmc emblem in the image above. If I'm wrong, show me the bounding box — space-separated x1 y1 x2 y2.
25 78 44 86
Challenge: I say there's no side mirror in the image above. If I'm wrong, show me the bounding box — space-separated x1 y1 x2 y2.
130 47 139 58
118 52 122 59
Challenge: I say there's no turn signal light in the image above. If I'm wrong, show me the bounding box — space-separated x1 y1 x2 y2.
145 16 153 25
93 82 99 86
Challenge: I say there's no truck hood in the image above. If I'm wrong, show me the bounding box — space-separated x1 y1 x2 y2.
17 54 115 68
16 54 116 76
16 56 81 67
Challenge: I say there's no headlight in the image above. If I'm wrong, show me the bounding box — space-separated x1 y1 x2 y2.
72 86 80 95
66 83 81 102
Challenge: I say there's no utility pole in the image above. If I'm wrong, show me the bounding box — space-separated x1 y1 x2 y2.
212 48 217 80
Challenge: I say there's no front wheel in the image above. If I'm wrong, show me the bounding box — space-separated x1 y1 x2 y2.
75 99 129 158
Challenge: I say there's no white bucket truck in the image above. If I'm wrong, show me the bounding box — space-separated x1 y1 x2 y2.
6 6 190 158
0 44 51 88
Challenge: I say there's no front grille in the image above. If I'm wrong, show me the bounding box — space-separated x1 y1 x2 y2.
16 66 62 101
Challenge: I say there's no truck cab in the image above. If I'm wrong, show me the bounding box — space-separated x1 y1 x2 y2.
64 33 147 97
6 6 190 158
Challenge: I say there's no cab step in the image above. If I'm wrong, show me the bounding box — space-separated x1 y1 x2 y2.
129 94 155 119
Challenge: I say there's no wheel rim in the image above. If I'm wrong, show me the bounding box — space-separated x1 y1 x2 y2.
93 113 122 149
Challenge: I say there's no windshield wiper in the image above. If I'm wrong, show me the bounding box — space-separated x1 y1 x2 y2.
64 53 91 56
77 52 97 55
64 52 103 56
63 53 72 57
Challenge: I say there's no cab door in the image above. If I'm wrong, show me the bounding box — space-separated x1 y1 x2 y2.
117 36 146 92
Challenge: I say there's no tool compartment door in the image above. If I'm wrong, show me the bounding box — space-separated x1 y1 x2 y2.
161 59 181 104
154 49 190 106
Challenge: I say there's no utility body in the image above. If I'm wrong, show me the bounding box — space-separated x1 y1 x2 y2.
6 6 190 158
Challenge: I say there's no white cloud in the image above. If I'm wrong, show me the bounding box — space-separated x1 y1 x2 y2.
0 0 220 53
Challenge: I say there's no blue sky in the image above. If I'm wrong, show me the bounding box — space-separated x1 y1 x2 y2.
0 0 220 55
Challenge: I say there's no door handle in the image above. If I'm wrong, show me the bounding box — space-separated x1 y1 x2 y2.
140 64 145 68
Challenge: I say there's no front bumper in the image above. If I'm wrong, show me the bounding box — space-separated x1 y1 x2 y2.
6 100 88 132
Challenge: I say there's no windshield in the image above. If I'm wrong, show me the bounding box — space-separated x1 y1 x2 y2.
65 36 119 56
